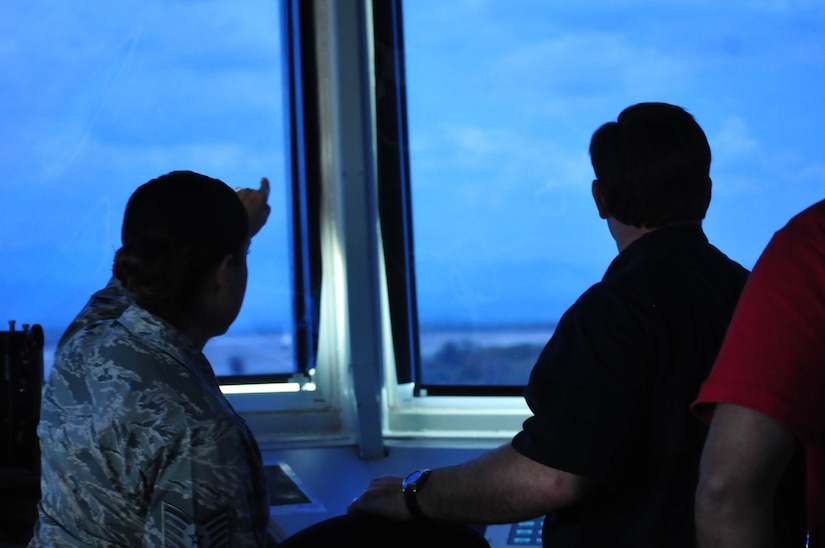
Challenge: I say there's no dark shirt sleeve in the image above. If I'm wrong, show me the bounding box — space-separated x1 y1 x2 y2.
512 283 655 483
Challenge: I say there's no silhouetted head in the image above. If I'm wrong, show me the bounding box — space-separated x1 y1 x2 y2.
113 170 249 326
589 102 712 228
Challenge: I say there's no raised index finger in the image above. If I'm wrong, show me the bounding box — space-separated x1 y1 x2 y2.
259 177 270 199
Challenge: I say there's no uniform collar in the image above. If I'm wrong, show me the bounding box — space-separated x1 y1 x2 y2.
117 304 220 390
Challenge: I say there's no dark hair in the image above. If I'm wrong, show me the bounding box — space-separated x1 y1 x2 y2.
112 170 248 324
589 102 712 228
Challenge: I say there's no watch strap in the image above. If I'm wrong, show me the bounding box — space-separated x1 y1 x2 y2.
402 468 431 519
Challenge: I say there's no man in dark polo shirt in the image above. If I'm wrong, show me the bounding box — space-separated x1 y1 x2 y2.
346 103 748 547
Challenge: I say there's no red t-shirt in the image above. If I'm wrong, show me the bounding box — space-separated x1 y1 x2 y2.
693 199 825 545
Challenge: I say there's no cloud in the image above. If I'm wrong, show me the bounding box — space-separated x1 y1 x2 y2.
413 122 591 196
491 32 689 101
712 116 761 159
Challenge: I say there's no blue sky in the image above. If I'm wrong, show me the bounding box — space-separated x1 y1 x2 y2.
404 0 825 324
0 1 288 339
2 1 825 340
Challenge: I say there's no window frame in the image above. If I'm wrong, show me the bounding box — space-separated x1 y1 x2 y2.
371 0 529 438
234 0 530 450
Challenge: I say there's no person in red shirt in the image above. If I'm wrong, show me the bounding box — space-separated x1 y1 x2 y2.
693 199 825 547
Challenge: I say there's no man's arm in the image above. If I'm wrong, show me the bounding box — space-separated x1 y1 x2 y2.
695 403 798 548
348 444 594 524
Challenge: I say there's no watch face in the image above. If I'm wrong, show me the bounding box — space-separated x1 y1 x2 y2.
404 469 425 486
403 468 430 490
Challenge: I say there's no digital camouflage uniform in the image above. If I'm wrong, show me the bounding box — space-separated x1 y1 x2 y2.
30 278 273 547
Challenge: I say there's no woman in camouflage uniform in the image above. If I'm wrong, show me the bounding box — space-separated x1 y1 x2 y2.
31 171 275 547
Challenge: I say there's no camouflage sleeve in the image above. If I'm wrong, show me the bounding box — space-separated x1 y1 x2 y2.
140 417 270 547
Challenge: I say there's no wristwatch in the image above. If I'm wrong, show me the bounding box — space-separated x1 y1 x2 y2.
401 468 431 519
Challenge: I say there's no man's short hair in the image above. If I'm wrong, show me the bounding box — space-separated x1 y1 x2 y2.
589 102 712 228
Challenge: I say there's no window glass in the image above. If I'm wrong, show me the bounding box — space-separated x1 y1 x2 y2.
403 1 825 387
0 1 292 377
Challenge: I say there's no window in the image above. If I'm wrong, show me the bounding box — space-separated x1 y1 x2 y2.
0 1 293 379
400 0 825 393
5 0 824 447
